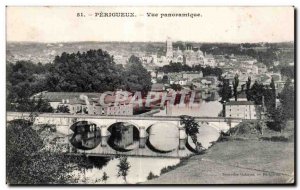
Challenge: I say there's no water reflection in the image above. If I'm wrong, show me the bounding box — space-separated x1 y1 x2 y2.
69 121 101 150
187 124 220 150
65 89 224 184
72 157 180 184
107 122 139 152
147 123 179 152
66 122 225 184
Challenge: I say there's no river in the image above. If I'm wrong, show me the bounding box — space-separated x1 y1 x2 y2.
66 92 224 184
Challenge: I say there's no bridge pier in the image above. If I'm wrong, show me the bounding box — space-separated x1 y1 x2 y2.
179 127 187 150
139 126 147 148
100 125 109 147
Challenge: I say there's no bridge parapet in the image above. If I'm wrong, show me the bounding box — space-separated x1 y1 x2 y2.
6 112 250 158
7 112 247 123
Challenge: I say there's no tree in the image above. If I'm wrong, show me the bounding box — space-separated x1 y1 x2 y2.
170 84 182 91
147 171 158 180
6 120 77 184
6 61 51 112
117 156 131 183
279 78 294 119
47 49 124 92
34 96 54 113
246 77 251 101
249 81 265 105
101 172 109 184
179 115 202 152
56 105 70 113
268 105 287 132
161 75 169 84
232 74 239 101
270 77 276 91
124 55 152 93
280 66 294 78
218 78 232 102
189 83 194 90
263 78 276 112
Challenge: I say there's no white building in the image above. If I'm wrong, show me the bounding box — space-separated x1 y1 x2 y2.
225 101 258 119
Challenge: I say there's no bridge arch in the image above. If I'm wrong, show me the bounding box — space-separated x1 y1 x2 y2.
146 122 180 153
106 121 140 152
69 120 101 150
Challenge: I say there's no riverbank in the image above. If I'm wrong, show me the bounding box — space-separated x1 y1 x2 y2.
144 121 294 184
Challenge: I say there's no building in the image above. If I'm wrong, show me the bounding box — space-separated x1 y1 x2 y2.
225 101 259 119
182 72 204 81
191 76 218 89
164 38 212 67
31 91 102 109
113 124 134 149
256 62 267 74
203 54 216 67
31 91 134 116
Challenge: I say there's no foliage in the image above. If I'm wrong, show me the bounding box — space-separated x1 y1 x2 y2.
200 43 293 68
158 62 223 78
180 115 201 152
117 156 131 183
170 84 182 91
123 55 152 92
160 165 177 175
6 120 77 184
280 66 294 78
218 78 232 102
7 50 152 112
6 61 53 112
101 172 109 183
147 171 158 180
232 74 239 101
267 105 287 132
279 78 294 119
248 81 265 105
161 75 169 84
245 77 251 100
56 105 70 113
47 50 124 92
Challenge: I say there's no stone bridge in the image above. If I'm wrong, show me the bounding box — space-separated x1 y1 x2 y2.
7 112 247 158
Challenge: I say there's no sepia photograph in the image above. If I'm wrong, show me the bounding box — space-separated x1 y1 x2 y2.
5 6 295 185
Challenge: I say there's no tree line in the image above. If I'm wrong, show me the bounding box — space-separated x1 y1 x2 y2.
218 74 294 132
7 49 152 112
157 62 223 79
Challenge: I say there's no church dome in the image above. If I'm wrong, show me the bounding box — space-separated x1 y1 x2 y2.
196 49 204 56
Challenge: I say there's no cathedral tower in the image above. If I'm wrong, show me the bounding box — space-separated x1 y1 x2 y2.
166 37 173 59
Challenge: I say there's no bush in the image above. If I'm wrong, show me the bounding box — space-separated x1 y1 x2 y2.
6 120 77 184
147 171 158 180
160 165 177 175
260 136 290 142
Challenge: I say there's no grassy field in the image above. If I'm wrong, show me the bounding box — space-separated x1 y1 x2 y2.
144 121 295 184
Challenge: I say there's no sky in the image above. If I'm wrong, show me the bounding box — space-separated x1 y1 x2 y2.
6 6 294 43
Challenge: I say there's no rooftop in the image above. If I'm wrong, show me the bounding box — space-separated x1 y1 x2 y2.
151 83 165 92
31 91 133 105
225 101 256 106
31 91 101 102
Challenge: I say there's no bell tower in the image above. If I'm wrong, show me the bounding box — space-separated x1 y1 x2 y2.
166 37 173 60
